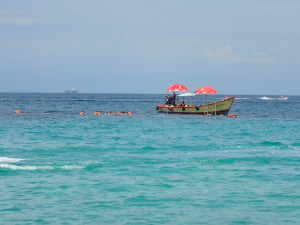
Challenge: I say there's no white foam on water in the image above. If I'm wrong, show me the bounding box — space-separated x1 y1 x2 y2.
0 157 25 163
61 165 85 170
260 96 274 100
0 163 85 171
0 164 53 170
261 96 288 100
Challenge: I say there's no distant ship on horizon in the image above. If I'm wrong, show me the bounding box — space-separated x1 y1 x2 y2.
65 88 78 94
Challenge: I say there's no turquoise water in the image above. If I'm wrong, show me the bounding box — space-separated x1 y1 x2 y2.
1 93 300 224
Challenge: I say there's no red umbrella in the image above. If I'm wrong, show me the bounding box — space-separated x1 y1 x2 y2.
167 83 189 92
195 86 217 108
195 86 217 94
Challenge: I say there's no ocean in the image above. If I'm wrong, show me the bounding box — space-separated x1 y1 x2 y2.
0 93 299 224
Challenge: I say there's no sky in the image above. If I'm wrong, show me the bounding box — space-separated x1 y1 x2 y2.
0 0 300 95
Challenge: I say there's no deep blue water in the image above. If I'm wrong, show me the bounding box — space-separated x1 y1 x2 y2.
1 93 300 224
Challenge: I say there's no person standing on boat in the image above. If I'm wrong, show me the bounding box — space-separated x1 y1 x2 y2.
172 92 176 105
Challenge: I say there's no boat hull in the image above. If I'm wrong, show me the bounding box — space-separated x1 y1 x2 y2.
156 97 235 115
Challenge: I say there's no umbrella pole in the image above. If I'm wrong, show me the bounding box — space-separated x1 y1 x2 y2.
215 103 217 115
205 95 208 115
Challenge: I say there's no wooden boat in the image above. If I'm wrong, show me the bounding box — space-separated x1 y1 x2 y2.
156 97 235 115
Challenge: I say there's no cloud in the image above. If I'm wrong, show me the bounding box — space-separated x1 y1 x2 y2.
252 51 273 63
96 42 109 49
0 17 36 26
131 36 201 58
202 45 272 63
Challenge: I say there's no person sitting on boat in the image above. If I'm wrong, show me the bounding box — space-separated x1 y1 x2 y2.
165 95 174 105
181 101 185 107
165 94 170 104
181 101 185 110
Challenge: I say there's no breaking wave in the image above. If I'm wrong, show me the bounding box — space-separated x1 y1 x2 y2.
0 157 25 163
0 164 85 171
260 97 274 100
260 96 288 101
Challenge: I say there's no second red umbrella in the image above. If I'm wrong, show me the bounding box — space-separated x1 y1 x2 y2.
195 86 217 94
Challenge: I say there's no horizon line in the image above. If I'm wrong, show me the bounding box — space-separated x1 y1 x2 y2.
0 92 298 96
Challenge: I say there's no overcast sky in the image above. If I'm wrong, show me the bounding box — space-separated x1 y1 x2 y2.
1 0 299 95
